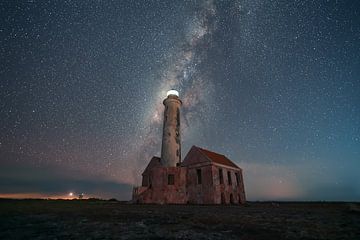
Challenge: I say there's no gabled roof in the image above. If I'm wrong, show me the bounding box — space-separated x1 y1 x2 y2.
142 156 161 175
195 146 240 169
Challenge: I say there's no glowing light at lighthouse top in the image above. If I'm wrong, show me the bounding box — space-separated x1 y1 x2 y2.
166 90 179 97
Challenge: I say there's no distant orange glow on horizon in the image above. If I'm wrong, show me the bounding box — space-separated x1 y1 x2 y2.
0 192 94 200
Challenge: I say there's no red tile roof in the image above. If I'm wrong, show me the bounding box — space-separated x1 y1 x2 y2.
196 147 240 169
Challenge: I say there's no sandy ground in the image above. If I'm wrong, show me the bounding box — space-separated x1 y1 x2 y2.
0 199 359 239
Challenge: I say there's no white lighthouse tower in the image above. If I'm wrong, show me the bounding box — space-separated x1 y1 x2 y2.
160 90 182 167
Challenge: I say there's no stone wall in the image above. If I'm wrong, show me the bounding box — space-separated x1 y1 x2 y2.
211 165 246 204
135 166 187 204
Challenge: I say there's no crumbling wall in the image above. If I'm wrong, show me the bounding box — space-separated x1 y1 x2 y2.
211 165 246 204
186 164 216 204
136 166 187 204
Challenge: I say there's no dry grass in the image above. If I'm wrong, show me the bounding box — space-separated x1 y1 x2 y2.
0 199 359 239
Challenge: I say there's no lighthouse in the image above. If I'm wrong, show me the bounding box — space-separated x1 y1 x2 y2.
160 90 182 167
132 89 246 204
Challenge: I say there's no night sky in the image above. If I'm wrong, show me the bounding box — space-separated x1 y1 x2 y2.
1 0 359 201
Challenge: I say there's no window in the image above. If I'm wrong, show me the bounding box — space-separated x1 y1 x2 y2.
230 194 234 204
176 108 180 127
197 169 202 184
227 171 232 185
219 168 223 184
235 172 240 186
168 174 174 185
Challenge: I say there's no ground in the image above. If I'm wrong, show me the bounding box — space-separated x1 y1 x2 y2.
0 199 359 240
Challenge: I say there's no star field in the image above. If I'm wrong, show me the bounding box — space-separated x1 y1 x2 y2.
0 0 359 200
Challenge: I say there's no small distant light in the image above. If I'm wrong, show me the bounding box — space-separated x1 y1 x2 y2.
69 192 73 197
166 90 179 97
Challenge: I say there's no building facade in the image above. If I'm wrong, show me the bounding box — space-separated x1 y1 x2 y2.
132 90 246 204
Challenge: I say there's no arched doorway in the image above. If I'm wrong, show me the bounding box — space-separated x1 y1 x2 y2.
221 193 225 204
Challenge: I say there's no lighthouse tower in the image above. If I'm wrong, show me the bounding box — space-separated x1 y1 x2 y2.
132 88 246 204
161 90 182 167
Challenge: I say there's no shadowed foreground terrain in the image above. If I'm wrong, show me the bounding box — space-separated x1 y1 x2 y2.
0 199 359 239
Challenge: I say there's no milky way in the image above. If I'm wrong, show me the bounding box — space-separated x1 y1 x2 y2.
0 0 359 200
128 0 219 184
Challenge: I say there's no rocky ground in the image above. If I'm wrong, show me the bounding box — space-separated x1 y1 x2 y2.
0 199 359 239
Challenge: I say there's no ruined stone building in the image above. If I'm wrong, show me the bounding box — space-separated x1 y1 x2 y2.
132 90 246 204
